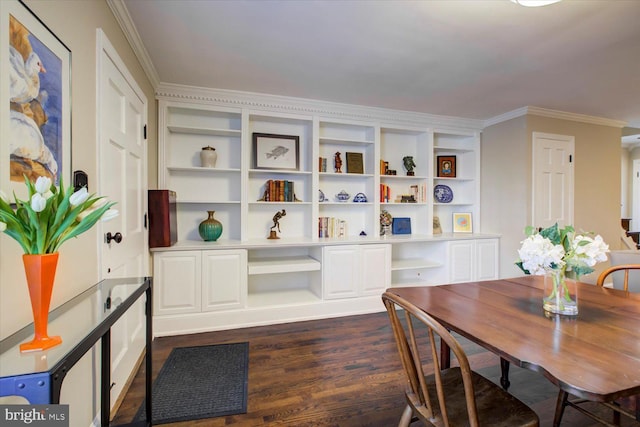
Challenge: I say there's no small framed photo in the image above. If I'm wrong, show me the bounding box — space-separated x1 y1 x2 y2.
437 156 456 178
345 152 364 174
453 212 472 233
253 133 299 170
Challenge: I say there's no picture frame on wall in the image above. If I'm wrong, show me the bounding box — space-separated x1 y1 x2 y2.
252 133 300 171
437 155 456 178
453 212 473 233
2 0 72 198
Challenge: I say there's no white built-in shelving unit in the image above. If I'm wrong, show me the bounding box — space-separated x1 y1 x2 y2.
151 88 498 336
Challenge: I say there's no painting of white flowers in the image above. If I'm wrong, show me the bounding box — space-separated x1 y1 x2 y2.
2 0 71 196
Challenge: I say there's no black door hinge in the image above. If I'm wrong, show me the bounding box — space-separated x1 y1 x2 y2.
143 124 147 139
144 213 148 229
569 154 573 163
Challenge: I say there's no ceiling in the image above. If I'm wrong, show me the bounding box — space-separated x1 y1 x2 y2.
116 0 640 130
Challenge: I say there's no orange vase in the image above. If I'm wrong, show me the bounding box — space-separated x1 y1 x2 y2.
20 253 62 352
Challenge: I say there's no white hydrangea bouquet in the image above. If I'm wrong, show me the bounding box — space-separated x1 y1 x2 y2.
516 223 609 315
516 224 609 277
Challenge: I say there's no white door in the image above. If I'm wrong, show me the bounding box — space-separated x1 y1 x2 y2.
532 132 574 229
97 29 148 413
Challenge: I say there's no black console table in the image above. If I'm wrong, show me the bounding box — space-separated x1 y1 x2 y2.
0 277 152 426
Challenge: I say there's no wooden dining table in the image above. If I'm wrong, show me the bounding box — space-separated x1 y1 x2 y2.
387 276 640 424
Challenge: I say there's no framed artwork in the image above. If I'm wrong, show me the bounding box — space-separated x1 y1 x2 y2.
2 0 71 197
345 152 363 174
453 212 473 233
252 133 299 171
437 155 456 178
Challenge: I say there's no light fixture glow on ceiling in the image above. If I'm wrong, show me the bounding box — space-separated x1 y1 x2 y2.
510 0 562 6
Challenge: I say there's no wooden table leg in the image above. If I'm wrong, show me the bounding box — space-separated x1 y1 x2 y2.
553 390 569 427
500 357 510 390
440 337 450 369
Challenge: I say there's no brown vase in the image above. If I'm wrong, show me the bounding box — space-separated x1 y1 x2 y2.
20 253 63 352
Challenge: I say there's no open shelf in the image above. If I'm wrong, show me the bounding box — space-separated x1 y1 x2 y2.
248 256 321 275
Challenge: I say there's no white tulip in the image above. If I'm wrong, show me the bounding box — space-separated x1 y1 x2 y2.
101 209 119 222
70 188 89 206
30 193 47 212
34 176 52 194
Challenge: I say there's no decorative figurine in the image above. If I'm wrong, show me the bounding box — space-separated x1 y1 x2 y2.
403 156 416 176
268 209 286 239
334 151 343 173
380 210 393 236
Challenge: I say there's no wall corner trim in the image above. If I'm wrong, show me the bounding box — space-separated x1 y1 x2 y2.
485 106 627 128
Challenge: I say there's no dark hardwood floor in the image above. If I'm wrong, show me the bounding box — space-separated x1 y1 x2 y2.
113 311 638 426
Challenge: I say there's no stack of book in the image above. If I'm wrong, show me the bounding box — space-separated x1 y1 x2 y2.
261 180 296 202
318 217 348 238
318 157 328 172
380 184 391 203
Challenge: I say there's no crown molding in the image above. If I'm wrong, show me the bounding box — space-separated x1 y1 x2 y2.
107 0 160 88
156 83 484 132
485 106 627 128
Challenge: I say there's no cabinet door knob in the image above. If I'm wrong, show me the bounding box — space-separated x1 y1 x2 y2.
106 232 123 244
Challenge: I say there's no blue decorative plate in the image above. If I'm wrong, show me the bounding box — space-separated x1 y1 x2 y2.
434 184 453 203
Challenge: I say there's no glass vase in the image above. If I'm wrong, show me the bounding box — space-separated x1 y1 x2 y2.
543 269 578 316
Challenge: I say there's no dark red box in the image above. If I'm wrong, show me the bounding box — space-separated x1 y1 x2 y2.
148 190 177 248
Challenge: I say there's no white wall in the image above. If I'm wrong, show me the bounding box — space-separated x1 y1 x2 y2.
482 115 622 282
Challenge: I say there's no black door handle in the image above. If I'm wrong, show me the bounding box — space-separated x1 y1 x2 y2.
106 232 123 244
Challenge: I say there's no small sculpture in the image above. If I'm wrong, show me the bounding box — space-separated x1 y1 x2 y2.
403 156 416 176
380 210 393 236
334 152 343 173
268 209 286 239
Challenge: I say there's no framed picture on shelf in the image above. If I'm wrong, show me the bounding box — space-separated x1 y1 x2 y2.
252 133 299 170
453 212 472 233
437 156 456 178
2 0 72 198
345 152 364 174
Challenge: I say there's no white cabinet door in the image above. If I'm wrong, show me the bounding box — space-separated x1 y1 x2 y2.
360 244 392 296
201 249 247 311
449 241 474 283
153 251 201 315
449 239 499 283
476 239 499 281
323 244 391 299
323 245 360 299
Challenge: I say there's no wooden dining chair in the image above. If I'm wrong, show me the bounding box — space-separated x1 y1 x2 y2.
553 264 640 427
382 292 539 427
596 264 640 291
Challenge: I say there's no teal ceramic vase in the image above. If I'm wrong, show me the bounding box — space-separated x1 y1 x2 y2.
198 211 223 241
